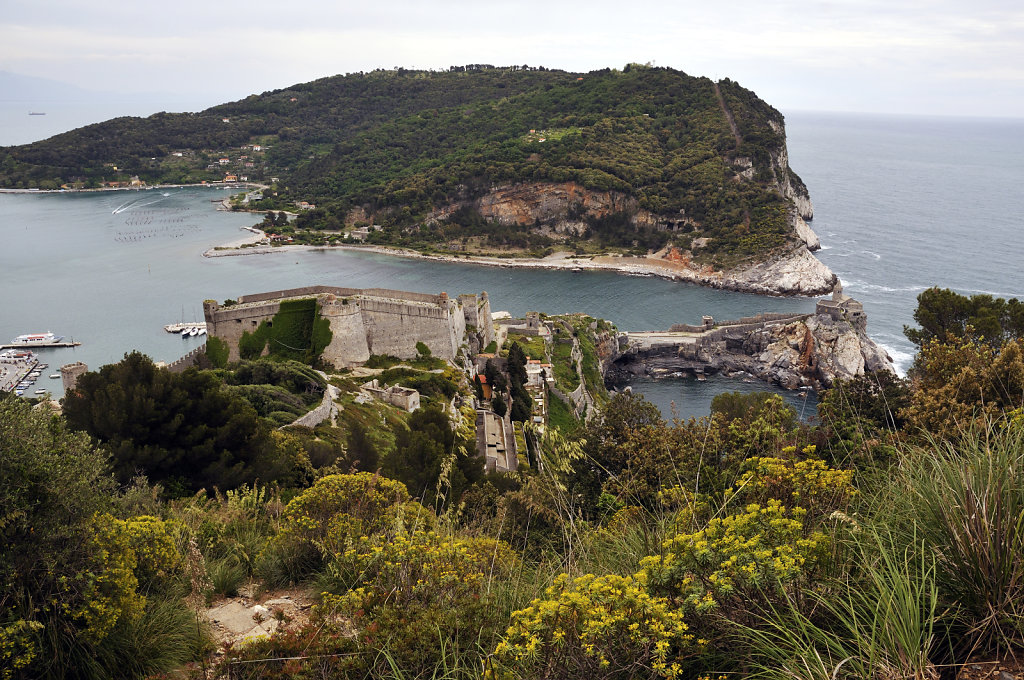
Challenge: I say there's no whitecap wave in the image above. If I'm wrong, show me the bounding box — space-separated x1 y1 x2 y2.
877 343 914 376
818 244 832 250
861 250 882 260
956 287 1024 299
842 280 929 294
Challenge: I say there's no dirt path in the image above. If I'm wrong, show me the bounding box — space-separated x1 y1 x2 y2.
712 81 742 149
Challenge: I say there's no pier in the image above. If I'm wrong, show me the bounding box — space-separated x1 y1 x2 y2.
0 358 39 394
0 341 81 350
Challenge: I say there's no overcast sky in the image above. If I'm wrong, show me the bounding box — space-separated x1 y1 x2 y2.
2 0 1022 118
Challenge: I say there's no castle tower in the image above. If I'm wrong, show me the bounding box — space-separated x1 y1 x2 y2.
61 362 88 395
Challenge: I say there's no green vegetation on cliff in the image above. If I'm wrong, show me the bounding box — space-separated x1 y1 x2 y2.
0 65 806 263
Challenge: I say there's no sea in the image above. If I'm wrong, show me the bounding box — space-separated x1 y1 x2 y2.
2 112 1022 419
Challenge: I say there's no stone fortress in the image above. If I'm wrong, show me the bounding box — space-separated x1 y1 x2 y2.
203 286 493 367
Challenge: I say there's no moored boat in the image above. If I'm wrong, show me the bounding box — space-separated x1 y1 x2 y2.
10 332 64 345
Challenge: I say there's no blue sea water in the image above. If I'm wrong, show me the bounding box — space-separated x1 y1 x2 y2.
785 112 1024 372
1 112 1020 418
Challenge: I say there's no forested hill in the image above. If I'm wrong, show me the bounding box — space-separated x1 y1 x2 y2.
0 65 812 262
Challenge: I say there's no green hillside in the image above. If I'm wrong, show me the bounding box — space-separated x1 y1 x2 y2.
0 64 808 261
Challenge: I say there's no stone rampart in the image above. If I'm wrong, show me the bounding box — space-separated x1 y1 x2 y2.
206 287 488 368
236 286 442 305
166 346 208 374
205 300 283 363
287 390 337 429
669 312 805 333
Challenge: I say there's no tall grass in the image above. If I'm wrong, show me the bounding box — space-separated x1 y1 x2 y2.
738 527 944 680
881 420 1024 653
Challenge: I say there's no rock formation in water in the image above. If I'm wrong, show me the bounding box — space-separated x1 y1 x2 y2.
608 290 893 391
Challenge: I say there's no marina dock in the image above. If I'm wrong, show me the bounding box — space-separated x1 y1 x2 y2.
0 341 81 350
1 358 40 394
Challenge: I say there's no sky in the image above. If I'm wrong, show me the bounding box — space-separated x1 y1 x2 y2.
2 0 1023 121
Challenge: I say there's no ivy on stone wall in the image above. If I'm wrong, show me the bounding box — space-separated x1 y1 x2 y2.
205 336 230 368
237 298 334 365
310 304 333 363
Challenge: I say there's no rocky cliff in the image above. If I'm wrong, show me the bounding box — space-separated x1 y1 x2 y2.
422 179 835 296
608 303 893 391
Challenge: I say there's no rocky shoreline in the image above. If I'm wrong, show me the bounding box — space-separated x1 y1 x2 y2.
607 297 894 392
203 238 837 297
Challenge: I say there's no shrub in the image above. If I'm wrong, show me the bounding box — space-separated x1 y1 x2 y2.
641 501 830 619
261 473 415 583
318 530 515 677
726 454 856 521
494 573 702 679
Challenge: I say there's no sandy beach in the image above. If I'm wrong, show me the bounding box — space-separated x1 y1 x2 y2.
204 238 738 287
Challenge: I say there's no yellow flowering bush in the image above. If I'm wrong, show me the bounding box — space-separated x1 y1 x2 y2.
641 501 829 615
727 455 856 519
493 573 702 679
317 530 515 677
68 513 147 645
319 530 514 615
0 620 43 680
280 472 411 541
123 515 180 588
265 473 421 579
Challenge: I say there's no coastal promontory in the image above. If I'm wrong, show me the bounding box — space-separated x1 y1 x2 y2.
0 64 833 295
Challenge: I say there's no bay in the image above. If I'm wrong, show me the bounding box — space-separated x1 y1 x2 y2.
4 111 1019 419
0 187 813 413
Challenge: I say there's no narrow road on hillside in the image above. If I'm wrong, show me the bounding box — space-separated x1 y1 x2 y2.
712 81 742 149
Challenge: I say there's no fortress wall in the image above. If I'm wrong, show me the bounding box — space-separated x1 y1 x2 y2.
236 286 443 306
204 300 282 362
473 293 494 346
208 288 473 365
359 288 441 304
460 295 480 329
320 297 371 367
360 298 462 359
237 286 342 304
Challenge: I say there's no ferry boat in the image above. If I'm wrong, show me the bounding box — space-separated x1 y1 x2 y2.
10 332 63 345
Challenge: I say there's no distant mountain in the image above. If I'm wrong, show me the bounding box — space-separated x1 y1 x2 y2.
0 71 100 103
0 65 820 269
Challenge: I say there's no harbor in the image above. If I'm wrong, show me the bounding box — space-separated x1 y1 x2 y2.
0 340 81 349
0 349 53 396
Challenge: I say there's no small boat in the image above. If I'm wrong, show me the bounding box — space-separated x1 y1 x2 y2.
34 389 46 395
49 374 60 379
39 363 48 369
189 327 200 336
181 327 191 337
197 327 207 336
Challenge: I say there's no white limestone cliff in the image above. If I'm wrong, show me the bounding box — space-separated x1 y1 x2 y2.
728 245 837 296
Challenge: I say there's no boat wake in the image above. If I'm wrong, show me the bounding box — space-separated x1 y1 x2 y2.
112 196 168 214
